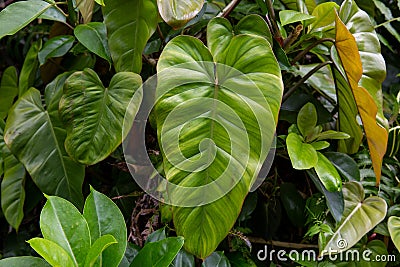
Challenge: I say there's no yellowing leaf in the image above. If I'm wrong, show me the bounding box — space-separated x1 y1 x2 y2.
335 14 388 184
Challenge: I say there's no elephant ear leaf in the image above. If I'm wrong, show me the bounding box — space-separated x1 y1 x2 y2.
155 16 283 259
59 68 142 165
334 11 388 184
319 181 386 256
158 0 205 29
388 216 400 252
102 0 158 73
4 88 85 207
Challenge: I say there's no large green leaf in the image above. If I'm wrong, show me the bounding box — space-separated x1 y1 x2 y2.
155 16 283 259
319 181 387 255
0 66 18 120
83 188 127 267
0 0 57 40
74 22 112 63
129 237 184 267
4 88 85 207
59 69 141 165
158 0 204 29
388 216 400 252
0 256 50 267
0 124 26 231
102 0 158 73
40 195 91 266
28 238 76 267
335 8 388 183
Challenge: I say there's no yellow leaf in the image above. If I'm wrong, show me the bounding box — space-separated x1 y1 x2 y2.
335 13 388 184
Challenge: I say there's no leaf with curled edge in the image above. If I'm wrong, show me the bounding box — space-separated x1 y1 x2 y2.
335 11 388 184
319 181 386 256
158 0 205 29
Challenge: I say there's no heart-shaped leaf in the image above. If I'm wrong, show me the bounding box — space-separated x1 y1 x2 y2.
83 188 127 267
4 88 85 207
28 238 76 267
155 16 282 258
335 8 388 184
0 256 50 267
74 23 111 64
388 216 400 252
102 0 158 73
287 132 318 170
0 66 18 120
158 0 204 29
319 181 387 255
84 235 117 267
59 69 141 165
129 237 184 267
40 195 91 266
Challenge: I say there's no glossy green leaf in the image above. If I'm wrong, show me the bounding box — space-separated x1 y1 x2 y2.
280 183 306 227
145 228 166 244
39 5 67 23
311 141 330 150
77 0 94 23
315 130 350 141
4 88 85 207
84 235 117 267
38 35 75 65
19 40 41 97
307 170 344 222
155 16 283 258
0 66 18 119
336 6 388 183
309 2 339 33
74 22 112 63
388 216 400 252
28 238 76 267
0 126 26 230
59 69 141 165
314 152 342 192
83 188 127 267
235 14 273 45
172 249 195 267
0 256 50 267
297 102 317 137
158 0 204 29
40 195 90 266
320 181 387 255
102 0 158 73
0 0 56 40
279 10 315 26
130 237 184 267
324 152 360 181
202 251 231 267
287 132 318 169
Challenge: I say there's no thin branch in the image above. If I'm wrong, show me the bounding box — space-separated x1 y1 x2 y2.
375 17 400 28
217 0 242 18
291 38 335 65
282 61 332 102
265 0 282 41
248 236 319 249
